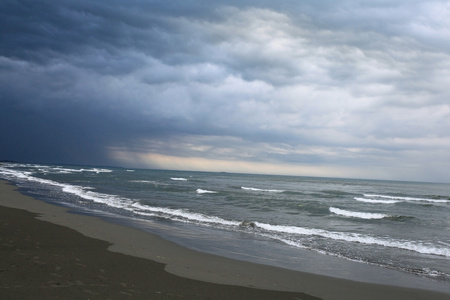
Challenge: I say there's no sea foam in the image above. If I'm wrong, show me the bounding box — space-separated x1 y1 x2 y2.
0 166 129 209
354 197 399 204
241 186 284 193
196 189 218 194
330 207 388 219
131 202 238 226
364 194 449 203
254 222 450 257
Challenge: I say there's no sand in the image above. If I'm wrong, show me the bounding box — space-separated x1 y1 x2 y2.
1 180 449 300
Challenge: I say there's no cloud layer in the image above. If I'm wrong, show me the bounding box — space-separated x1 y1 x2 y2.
1 0 450 181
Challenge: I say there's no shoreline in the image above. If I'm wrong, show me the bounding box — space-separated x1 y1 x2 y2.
1 180 449 300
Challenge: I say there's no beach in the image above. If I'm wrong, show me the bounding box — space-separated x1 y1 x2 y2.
1 180 449 300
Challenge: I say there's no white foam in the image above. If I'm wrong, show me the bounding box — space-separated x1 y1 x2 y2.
61 185 129 209
241 186 284 193
131 202 238 226
254 222 450 257
133 211 157 217
0 166 129 209
364 194 449 203
1 166 235 228
171 177 187 181
330 207 388 219
354 197 399 204
196 189 218 194
22 165 114 175
0 167 33 179
45 167 82 174
81 168 113 173
2 166 234 229
130 180 159 184
46 167 113 174
5 163 48 169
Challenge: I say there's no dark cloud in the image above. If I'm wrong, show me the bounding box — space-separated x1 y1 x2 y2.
1 0 450 181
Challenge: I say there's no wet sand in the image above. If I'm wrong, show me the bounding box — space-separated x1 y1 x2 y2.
1 180 448 300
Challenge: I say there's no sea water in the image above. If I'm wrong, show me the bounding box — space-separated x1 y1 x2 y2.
1 163 449 293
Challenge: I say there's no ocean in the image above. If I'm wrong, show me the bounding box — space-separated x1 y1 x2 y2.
1 162 449 293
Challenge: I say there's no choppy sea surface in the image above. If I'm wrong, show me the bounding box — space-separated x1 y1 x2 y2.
1 163 449 293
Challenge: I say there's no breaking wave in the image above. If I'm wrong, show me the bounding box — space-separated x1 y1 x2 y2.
354 197 399 204
254 222 450 257
364 194 449 203
241 186 284 193
196 188 218 194
330 207 388 219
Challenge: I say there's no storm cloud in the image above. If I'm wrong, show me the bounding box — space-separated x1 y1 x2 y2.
1 0 450 182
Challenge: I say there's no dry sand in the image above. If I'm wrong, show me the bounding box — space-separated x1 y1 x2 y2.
1 180 448 300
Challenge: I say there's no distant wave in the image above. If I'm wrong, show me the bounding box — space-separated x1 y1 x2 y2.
196 188 218 194
171 177 187 181
26 164 113 174
241 186 284 193
364 194 449 203
130 180 159 184
49 166 113 174
330 207 388 219
81 168 113 173
354 197 399 204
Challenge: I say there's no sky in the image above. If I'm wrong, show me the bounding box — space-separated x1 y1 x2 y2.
1 0 450 182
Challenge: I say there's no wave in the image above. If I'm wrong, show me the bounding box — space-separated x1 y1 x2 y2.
171 177 187 181
12 164 114 175
40 167 81 174
0 167 129 209
354 197 399 204
80 168 113 173
254 222 450 257
330 207 388 219
364 194 449 203
241 186 284 193
130 180 158 184
196 189 218 194
61 185 130 209
0 167 33 180
276 237 450 280
0 166 233 226
130 202 238 226
331 207 412 222
43 166 113 174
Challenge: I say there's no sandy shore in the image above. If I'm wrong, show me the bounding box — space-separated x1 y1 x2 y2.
1 180 449 300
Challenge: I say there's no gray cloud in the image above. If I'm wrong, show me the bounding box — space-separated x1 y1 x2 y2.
1 0 450 181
